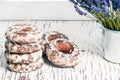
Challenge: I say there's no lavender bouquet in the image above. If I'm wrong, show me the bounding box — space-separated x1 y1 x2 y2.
70 0 120 31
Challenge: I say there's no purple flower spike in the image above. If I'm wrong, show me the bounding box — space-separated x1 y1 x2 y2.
91 6 105 12
118 0 120 9
74 5 87 15
101 0 108 6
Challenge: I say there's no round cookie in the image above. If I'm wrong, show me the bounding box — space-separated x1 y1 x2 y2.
7 58 43 73
5 50 43 63
5 40 44 54
42 31 68 44
46 38 80 67
5 24 42 44
42 31 68 55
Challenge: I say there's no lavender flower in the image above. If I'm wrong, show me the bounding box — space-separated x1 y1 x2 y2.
74 5 87 15
101 0 108 6
70 0 120 30
91 6 105 12
111 0 120 10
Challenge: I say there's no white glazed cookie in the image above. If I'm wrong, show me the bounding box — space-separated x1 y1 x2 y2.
5 50 43 63
42 31 68 44
42 31 68 55
7 58 43 73
5 40 44 54
5 24 42 44
46 38 80 67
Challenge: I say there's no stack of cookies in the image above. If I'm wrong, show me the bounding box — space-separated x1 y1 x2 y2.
42 31 80 67
5 24 44 73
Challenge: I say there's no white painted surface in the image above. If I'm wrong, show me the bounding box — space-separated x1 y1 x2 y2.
0 20 120 80
0 2 92 20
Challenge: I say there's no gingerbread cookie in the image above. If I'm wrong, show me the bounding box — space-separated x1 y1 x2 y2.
5 50 43 63
5 24 42 44
5 40 44 54
42 31 68 44
46 38 80 67
7 58 43 73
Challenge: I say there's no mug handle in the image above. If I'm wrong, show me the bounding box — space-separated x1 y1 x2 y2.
0 34 4 58
89 26 104 54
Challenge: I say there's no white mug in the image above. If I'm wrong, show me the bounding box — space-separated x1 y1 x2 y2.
90 26 120 63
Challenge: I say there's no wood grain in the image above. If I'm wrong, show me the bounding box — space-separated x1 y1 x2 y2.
0 21 120 80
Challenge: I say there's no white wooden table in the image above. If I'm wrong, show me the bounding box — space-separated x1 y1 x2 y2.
0 20 120 80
